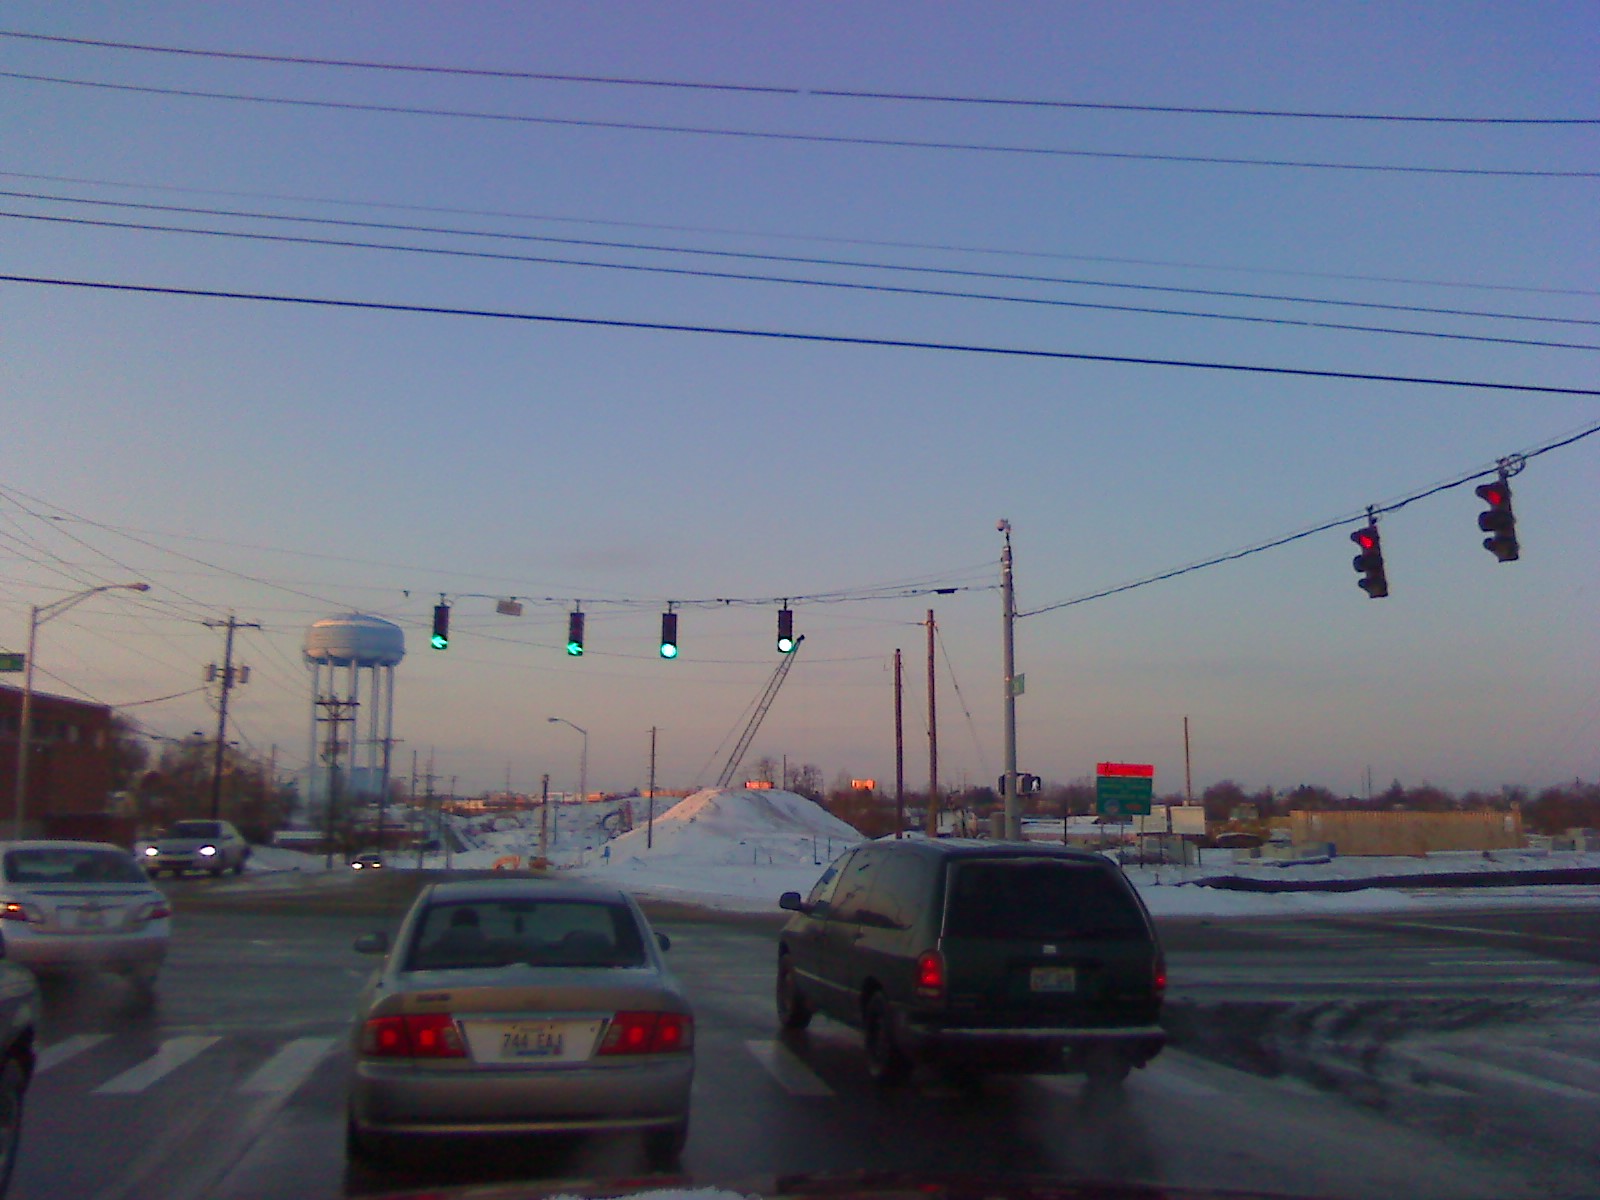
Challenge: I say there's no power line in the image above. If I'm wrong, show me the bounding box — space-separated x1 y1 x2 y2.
2 29 1593 125
6 168 1591 299
1020 421 1600 617
2 70 1592 179
5 272 1597 397
10 208 1594 353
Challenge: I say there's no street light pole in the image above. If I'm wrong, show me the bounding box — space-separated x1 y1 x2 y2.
547 717 588 848
11 582 150 840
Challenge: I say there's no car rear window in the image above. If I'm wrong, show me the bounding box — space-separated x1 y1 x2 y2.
406 899 648 971
4 848 149 885
168 821 221 838
945 860 1148 941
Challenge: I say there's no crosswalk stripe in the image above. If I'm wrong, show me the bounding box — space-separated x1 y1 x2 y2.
37 1034 110 1074
1400 1046 1600 1102
237 1036 337 1095
745 1039 835 1096
94 1036 221 1094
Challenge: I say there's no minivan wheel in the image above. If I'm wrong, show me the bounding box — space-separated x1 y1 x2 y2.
776 957 813 1031
863 992 911 1085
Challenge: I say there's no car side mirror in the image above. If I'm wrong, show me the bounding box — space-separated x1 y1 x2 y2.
353 931 390 955
656 932 671 952
779 891 805 912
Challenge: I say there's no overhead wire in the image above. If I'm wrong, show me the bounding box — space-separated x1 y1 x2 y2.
1 70 1591 179
5 273 1596 398
1 30 1594 124
8 208 1593 352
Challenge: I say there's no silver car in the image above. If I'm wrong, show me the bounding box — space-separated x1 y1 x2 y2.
0 840 169 997
140 819 250 878
346 878 693 1168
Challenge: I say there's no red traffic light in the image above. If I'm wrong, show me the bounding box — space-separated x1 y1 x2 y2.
1474 475 1519 562
1350 523 1388 599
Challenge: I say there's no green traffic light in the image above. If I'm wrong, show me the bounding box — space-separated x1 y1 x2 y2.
659 642 678 659
567 641 584 657
430 633 448 650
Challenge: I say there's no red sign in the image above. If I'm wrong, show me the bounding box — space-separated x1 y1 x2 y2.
1096 762 1154 778
744 780 775 789
851 779 877 791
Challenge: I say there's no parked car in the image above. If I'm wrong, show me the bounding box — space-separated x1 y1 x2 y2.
776 839 1166 1087
0 931 39 1197
346 878 693 1168
141 819 250 877
0 841 170 999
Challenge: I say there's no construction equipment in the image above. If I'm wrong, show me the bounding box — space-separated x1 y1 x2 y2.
715 637 804 789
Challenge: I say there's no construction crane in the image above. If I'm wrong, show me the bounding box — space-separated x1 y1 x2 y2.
715 636 804 789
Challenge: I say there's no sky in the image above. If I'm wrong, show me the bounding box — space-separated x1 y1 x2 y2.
2 2 1596 801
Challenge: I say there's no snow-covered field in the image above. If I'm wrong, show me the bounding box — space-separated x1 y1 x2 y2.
242 788 1600 919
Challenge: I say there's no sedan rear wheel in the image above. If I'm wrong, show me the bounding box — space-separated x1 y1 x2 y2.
644 1119 688 1170
776 957 813 1031
0 1057 26 1195
863 992 911 1086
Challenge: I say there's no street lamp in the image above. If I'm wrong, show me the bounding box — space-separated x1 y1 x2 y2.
546 717 588 846
11 582 151 839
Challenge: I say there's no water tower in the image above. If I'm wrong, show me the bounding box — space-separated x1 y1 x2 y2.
302 614 405 815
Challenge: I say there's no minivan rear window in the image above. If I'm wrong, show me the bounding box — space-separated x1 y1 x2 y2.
945 860 1147 941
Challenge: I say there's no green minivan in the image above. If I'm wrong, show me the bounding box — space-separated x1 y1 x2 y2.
776 839 1166 1086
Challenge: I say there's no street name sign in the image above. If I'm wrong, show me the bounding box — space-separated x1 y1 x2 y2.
0 653 23 673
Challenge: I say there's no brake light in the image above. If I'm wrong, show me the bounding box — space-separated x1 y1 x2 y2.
0 902 36 923
915 950 945 999
1154 954 1167 999
143 901 172 921
597 1011 694 1055
360 1013 466 1058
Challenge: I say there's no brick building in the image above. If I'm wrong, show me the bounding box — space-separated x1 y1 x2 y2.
0 682 115 834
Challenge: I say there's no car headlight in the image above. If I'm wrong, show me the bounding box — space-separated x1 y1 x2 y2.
350 861 363 870
143 846 159 857
199 845 217 857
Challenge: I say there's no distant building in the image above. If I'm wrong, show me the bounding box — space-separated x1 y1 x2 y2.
0 682 115 832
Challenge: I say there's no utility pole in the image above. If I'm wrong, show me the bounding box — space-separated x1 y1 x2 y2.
894 649 905 839
315 695 357 867
540 773 550 862
925 610 939 837
1000 520 1021 841
204 613 259 820
647 727 658 850
1184 716 1193 803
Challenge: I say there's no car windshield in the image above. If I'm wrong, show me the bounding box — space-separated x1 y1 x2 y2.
945 860 1148 940
166 821 222 839
4 847 149 885
405 899 648 971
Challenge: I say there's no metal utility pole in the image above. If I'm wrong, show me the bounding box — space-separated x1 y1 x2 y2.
893 649 905 838
204 613 260 821
1000 520 1021 841
925 611 939 837
11 582 149 839
647 726 658 850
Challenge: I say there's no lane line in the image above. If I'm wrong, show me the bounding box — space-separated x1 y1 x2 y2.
36 1033 110 1073
94 1035 220 1094
745 1039 835 1096
237 1036 337 1095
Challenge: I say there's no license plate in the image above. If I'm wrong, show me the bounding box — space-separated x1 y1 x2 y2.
1030 966 1077 993
464 1019 604 1064
74 907 107 929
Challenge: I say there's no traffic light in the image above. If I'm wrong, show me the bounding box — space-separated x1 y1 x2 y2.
776 608 796 654
566 610 585 656
1350 524 1388 598
659 611 679 659
430 603 451 649
1475 476 1520 562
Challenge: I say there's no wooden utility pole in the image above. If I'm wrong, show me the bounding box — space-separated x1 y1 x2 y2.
204 613 259 820
894 649 905 838
647 727 658 849
925 610 939 837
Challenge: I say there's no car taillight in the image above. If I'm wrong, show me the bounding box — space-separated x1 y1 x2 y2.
1154 954 1167 999
597 1011 693 1055
360 1013 466 1058
143 901 172 921
0 902 37 923
915 950 945 999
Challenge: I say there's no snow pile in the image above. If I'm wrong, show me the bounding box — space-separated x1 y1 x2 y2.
570 788 862 911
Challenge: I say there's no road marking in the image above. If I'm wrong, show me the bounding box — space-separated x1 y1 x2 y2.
36 1033 109 1073
1401 1046 1600 1101
238 1036 337 1095
745 1039 835 1096
94 1035 221 1094
1356 919 1599 948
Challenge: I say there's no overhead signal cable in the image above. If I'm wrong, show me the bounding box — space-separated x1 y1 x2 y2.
4 273 1596 398
0 70 1591 179
7 208 1592 353
3 30 1594 125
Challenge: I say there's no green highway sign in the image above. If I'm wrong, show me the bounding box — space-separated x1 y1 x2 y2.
0 653 23 673
1095 770 1154 817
